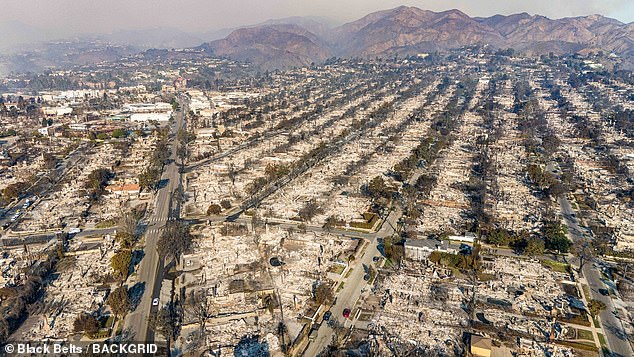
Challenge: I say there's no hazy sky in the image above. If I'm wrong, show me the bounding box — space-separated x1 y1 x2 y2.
1 0 633 35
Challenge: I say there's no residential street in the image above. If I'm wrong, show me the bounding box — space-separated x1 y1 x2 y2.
123 96 187 342
558 195 633 357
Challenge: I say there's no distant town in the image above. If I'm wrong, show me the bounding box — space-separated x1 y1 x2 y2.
0 18 633 357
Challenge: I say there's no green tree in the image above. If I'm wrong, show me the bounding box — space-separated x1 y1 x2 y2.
115 230 136 248
544 222 572 253
111 128 127 138
171 98 180 111
111 250 132 279
107 286 130 318
383 236 404 267
546 234 572 253
487 229 511 246
522 237 545 257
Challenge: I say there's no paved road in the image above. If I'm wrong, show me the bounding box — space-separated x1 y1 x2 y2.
545 161 633 356
302 207 400 356
558 195 633 357
123 96 187 343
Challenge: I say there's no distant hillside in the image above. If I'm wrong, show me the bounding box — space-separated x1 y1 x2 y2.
198 24 332 70
200 6 634 69
334 7 505 57
475 12 634 58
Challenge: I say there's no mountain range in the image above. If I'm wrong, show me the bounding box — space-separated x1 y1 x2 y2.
2 6 634 75
200 6 634 69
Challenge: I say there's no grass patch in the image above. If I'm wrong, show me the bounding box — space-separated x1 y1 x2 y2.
598 333 607 347
88 329 111 340
541 259 572 274
327 264 345 275
576 328 594 341
95 218 117 228
383 258 394 268
593 316 600 328
336 283 345 293
559 313 592 327
358 313 373 321
114 319 123 336
345 268 354 279
554 340 598 352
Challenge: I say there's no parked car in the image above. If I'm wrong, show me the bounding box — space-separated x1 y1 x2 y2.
152 298 159 306
342 308 351 318
599 288 609 296
323 311 332 321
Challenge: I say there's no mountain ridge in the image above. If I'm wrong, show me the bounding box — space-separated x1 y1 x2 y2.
199 6 634 69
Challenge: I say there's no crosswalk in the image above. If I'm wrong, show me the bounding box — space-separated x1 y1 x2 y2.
142 216 181 235
145 216 178 224
146 227 167 235
146 217 164 223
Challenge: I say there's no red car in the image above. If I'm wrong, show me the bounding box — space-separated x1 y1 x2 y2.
342 308 351 318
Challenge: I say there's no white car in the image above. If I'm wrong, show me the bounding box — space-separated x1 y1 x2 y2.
152 298 159 306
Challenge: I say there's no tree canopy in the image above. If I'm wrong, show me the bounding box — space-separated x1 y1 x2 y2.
111 250 132 280
106 286 130 317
